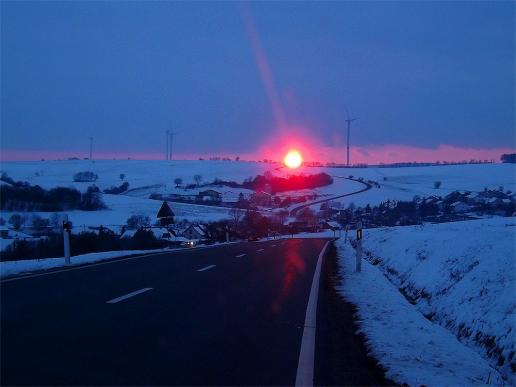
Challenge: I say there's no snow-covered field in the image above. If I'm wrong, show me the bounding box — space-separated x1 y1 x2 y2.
2 160 515 227
336 217 515 384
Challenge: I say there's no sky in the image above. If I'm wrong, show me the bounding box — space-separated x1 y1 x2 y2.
1 1 515 163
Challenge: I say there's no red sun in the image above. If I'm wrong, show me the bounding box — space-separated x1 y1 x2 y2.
284 149 303 169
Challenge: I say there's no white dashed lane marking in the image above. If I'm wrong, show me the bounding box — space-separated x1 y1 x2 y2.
197 265 216 272
106 288 153 304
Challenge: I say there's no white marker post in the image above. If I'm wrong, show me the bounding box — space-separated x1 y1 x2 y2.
63 220 71 265
356 221 362 272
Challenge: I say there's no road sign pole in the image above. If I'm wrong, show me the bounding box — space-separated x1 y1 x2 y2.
356 221 362 272
63 222 71 265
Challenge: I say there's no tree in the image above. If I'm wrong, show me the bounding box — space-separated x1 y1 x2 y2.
8 214 24 230
73 171 98 182
500 153 516 163
80 186 107 210
126 215 151 229
120 173 125 180
194 175 202 187
229 207 243 229
276 209 289 225
31 214 50 230
0 217 5 226
434 181 442 189
174 177 183 188
49 213 66 230
296 207 316 227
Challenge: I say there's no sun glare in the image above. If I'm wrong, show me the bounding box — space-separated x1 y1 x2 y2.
284 149 303 169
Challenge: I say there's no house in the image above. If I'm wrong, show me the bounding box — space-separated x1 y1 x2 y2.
251 191 273 207
451 201 470 213
319 221 341 233
0 226 9 239
197 190 222 202
182 224 208 240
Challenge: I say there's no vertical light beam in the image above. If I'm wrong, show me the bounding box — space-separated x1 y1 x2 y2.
240 5 287 130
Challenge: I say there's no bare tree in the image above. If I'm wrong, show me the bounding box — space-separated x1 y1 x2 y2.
194 174 202 187
229 207 244 229
276 209 289 225
174 177 183 188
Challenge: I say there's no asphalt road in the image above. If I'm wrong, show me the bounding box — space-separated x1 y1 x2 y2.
1 238 330 386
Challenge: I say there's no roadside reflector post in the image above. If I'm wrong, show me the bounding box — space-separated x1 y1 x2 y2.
356 221 362 272
63 220 71 265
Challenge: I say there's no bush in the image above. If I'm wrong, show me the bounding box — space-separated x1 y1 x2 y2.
103 182 129 194
73 171 98 182
434 181 442 189
126 215 151 229
31 214 50 230
80 186 107 211
8 214 24 230
0 182 105 212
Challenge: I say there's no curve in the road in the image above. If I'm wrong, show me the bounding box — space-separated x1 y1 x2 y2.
289 176 372 216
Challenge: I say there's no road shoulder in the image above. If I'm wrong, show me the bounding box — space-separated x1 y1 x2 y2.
314 241 393 386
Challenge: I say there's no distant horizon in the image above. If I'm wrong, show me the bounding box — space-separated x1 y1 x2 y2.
1 144 514 165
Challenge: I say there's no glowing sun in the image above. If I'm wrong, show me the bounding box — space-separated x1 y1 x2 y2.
284 149 303 169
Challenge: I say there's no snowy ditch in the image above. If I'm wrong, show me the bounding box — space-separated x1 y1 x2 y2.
335 217 515 385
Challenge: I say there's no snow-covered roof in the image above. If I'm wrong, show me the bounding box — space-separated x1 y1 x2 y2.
120 229 137 239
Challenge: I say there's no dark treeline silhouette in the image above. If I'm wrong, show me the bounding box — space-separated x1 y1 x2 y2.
0 174 107 211
500 153 516 163
209 173 333 194
1 228 165 262
103 182 130 194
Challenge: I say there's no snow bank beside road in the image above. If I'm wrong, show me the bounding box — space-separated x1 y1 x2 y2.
357 218 516 379
0 249 169 279
336 240 504 386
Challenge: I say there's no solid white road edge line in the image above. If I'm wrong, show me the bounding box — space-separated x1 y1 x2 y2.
257 248 265 252
295 240 330 387
106 287 153 304
236 254 246 258
197 264 216 272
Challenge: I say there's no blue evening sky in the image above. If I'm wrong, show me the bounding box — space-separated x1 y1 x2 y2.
1 1 514 158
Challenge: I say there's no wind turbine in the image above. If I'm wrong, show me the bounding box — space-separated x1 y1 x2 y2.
165 130 170 160
168 131 180 161
344 107 359 166
88 137 94 162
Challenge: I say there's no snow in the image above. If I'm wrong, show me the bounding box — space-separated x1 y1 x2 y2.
0 249 169 278
335 217 516 384
336 238 504 385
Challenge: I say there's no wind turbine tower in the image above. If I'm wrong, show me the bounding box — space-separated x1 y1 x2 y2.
169 131 179 161
89 137 94 162
345 117 359 167
165 130 170 160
